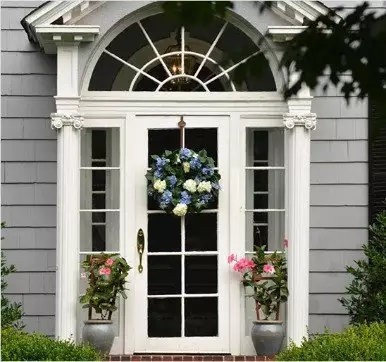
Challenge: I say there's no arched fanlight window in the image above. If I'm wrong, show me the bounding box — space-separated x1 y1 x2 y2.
89 13 276 92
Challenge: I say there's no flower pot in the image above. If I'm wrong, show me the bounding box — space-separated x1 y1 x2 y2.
82 320 115 354
251 320 285 356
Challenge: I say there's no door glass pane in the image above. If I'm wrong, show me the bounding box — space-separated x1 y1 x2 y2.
148 255 181 295
148 298 181 337
148 214 181 252
148 129 180 166
185 297 218 337
185 214 217 251
185 128 218 163
185 256 217 294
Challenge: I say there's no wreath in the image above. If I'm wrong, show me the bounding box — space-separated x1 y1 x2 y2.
146 148 221 216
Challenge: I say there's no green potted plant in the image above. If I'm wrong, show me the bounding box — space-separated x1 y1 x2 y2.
228 242 288 356
79 253 131 354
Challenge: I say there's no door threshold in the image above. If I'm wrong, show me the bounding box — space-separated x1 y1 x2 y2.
109 354 276 361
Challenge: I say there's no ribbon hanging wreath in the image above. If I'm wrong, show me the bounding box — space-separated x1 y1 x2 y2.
146 148 221 216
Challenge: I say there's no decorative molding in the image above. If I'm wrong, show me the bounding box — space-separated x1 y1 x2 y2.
283 113 317 130
51 113 84 130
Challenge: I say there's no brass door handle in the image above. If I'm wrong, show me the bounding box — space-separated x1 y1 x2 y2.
137 228 145 273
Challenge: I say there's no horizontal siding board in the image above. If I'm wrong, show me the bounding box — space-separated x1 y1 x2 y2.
309 294 346 314
309 315 350 334
2 30 39 51
1 53 56 74
310 273 352 293
2 162 56 183
2 206 56 227
3 250 56 272
311 140 368 162
311 162 368 184
310 228 368 250
1 96 55 117
1 227 56 249
311 206 368 228
310 185 367 206
22 316 55 336
2 140 57 161
312 119 367 140
2 75 56 96
2 118 56 140
309 250 364 272
2 184 56 205
23 294 55 316
312 97 368 118
0 8 34 30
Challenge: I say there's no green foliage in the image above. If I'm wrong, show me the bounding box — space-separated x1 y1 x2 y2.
246 246 288 319
1 222 24 330
80 253 131 320
1 327 102 361
276 322 386 361
339 211 386 324
229 245 288 320
146 148 221 215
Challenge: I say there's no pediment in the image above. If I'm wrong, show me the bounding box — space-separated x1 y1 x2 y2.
22 1 333 53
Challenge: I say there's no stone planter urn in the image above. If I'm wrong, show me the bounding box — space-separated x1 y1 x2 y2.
251 319 285 356
82 320 115 354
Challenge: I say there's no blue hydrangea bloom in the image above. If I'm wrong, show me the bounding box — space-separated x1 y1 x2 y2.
194 176 201 184
156 157 168 169
190 157 201 169
202 167 214 176
154 169 163 179
169 175 177 187
212 182 220 190
180 148 191 160
200 194 212 204
161 190 173 205
180 191 192 205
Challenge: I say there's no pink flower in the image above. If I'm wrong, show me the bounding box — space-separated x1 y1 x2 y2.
263 264 275 274
105 258 114 266
99 267 111 276
80 272 87 279
227 254 237 264
284 239 288 248
233 258 255 273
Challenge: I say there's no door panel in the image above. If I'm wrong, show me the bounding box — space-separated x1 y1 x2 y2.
134 115 230 353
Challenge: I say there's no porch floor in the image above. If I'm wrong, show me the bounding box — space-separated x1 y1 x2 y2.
109 355 275 361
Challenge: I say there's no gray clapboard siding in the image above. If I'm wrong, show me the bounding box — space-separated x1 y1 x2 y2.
311 162 368 184
310 315 350 334
1 228 56 249
1 0 57 337
313 119 367 140
2 206 56 227
309 294 346 314
1 30 39 52
310 228 367 250
2 118 56 140
310 250 364 272
3 162 57 183
2 140 57 161
2 184 56 205
2 75 57 96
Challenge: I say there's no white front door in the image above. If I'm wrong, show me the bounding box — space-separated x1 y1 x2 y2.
133 115 230 353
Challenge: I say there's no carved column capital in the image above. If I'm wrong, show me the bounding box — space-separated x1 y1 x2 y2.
50 113 84 130
283 113 317 130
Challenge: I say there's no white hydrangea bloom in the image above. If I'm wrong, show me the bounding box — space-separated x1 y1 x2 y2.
173 203 188 216
197 181 212 193
183 179 197 193
183 162 190 173
153 179 166 193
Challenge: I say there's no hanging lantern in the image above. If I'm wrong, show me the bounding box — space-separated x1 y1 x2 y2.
164 30 196 86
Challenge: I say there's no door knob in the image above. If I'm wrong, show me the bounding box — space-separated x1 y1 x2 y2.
137 228 145 273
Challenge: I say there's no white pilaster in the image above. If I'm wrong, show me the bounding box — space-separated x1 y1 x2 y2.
284 98 316 345
53 42 82 340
